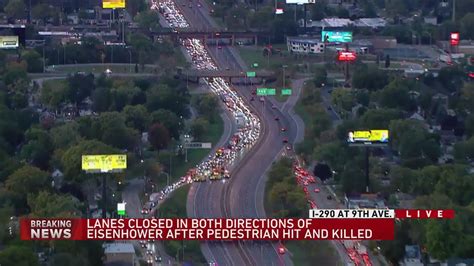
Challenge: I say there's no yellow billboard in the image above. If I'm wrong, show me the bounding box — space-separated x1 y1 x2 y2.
82 154 127 172
102 0 126 9
348 130 389 144
0 36 18 49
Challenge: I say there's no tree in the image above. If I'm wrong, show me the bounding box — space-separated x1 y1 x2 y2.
313 67 327 87
123 104 150 132
4 0 26 19
31 3 55 23
3 61 28 85
151 109 183 139
331 88 355 112
437 66 465 92
66 73 95 104
385 54 390 68
21 50 43 73
20 128 53 169
190 118 209 141
5 165 49 196
135 10 161 31
310 111 332 138
461 13 474 39
27 191 80 218
40 80 67 111
129 33 153 65
195 94 218 121
92 87 112 112
146 84 189 116
97 112 138 149
50 122 81 149
0 246 39 266
148 123 171 151
352 65 389 91
378 79 416 111
389 119 441 164
359 108 403 129
425 217 464 260
127 0 146 16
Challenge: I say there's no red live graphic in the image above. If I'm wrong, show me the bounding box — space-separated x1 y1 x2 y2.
395 209 455 219
20 218 395 241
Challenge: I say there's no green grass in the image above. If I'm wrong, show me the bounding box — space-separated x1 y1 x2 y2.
158 115 224 265
286 241 342 266
49 64 158 74
294 83 313 128
273 93 289 102
159 185 207 264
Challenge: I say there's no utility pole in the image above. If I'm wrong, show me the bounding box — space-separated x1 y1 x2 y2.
365 147 370 193
452 0 456 22
102 175 107 218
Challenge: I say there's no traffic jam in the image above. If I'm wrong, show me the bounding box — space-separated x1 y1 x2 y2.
292 160 372 266
141 0 261 212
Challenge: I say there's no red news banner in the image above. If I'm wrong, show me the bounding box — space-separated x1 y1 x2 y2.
20 209 454 241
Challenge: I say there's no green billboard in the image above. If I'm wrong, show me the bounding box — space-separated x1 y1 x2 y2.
246 71 256 77
322 31 353 43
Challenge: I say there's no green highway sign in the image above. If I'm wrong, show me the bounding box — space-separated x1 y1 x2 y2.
257 88 267 96
117 202 126 216
253 63 259 68
257 88 276 96
246 71 256 77
282 88 292 95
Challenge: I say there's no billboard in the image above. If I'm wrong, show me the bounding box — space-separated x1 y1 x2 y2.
81 154 127 173
0 36 19 49
337 51 357 62
286 0 315 4
102 0 126 9
450 32 460 46
347 130 389 146
322 31 353 43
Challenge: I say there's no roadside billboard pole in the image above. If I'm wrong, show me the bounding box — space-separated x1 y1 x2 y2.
347 130 389 193
82 154 127 218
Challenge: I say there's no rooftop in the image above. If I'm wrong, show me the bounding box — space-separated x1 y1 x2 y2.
345 194 386 209
353 18 387 28
104 243 135 254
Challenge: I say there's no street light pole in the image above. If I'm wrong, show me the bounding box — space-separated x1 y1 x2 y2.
127 47 132 73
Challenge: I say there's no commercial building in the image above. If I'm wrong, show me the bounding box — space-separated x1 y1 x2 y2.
344 193 386 209
103 242 135 266
286 36 325 54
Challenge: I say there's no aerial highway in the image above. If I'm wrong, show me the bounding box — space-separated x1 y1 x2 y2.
149 0 310 264
158 0 304 265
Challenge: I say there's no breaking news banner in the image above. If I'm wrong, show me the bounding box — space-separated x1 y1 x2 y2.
19 210 453 242
21 218 395 241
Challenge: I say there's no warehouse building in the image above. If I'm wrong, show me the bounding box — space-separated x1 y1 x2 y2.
287 36 325 54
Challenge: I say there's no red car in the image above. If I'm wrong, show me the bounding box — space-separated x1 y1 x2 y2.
278 246 286 255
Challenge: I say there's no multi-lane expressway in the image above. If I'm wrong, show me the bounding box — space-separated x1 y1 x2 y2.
168 0 304 265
